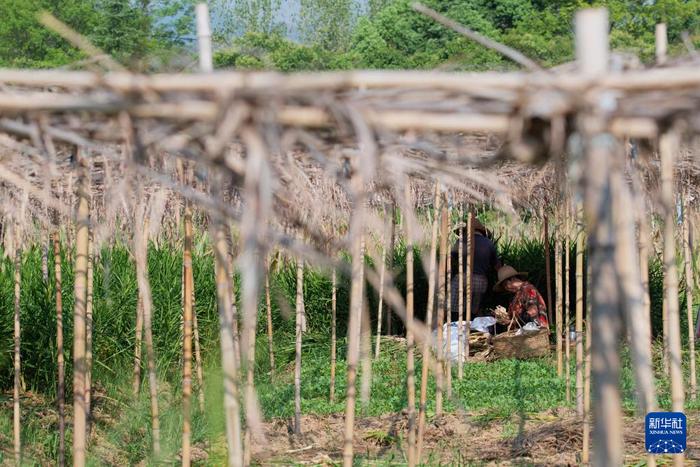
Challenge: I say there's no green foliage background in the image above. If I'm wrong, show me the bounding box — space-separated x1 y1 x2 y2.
2 1 700 71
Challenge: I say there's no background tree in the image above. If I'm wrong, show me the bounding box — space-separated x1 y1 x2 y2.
299 0 356 51
3 0 700 72
93 0 150 62
0 0 98 67
215 0 284 37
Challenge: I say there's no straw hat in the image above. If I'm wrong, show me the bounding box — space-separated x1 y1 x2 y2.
493 265 528 292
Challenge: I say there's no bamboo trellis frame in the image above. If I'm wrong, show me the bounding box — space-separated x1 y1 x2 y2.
4 6 700 467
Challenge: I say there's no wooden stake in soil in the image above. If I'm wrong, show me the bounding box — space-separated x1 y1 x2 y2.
13 244 21 466
342 226 365 467
582 262 592 464
53 230 66 467
682 196 698 400
191 0 209 421
330 267 337 402
228 227 241 371
417 182 441 462
663 288 670 376
192 285 205 413
465 211 473 360
211 189 243 467
445 209 452 398
611 145 658 467
612 153 657 416
576 9 623 466
265 257 275 373
85 229 94 434
564 215 571 403
575 210 584 417
134 202 161 457
375 219 388 358
544 213 553 325
660 131 686 433
72 151 90 467
133 295 144 396
631 162 654 358
655 23 672 379
435 200 448 415
360 253 373 407
294 258 304 434
555 231 563 377
457 205 465 379
404 183 417 467
386 203 397 335
42 238 49 284
182 191 195 467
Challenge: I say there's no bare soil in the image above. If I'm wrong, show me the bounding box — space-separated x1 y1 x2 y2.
251 408 700 466
4 389 699 466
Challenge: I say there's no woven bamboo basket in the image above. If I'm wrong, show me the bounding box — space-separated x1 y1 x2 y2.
492 328 550 359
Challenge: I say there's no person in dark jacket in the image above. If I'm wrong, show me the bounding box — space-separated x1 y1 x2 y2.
450 215 501 318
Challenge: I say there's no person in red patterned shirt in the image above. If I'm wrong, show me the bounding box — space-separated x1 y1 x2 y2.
493 265 548 327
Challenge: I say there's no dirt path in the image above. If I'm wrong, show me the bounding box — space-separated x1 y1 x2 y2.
4 389 698 465
252 408 700 465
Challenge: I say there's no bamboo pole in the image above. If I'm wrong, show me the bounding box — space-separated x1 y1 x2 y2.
682 197 698 400
228 228 241 371
72 151 90 467
692 212 700 295
611 144 658 467
182 190 194 467
211 192 243 467
192 286 205 413
342 226 365 467
564 215 571 403
42 238 49 284
582 264 592 465
660 131 686 441
191 0 209 422
134 203 161 457
435 200 448 415
555 231 563 377
416 182 441 462
330 267 337 402
465 212 473 360
6 66 700 95
53 230 65 467
265 257 275 374
576 9 623 466
656 23 668 66
575 209 584 417
243 247 262 467
664 289 670 376
656 23 672 379
632 166 653 356
133 295 144 396
404 183 417 467
360 254 373 407
375 222 387 358
294 258 304 434
445 210 452 398
457 205 464 379
544 213 553 326
386 203 397 335
13 244 21 466
85 229 94 435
